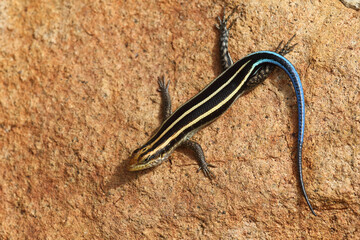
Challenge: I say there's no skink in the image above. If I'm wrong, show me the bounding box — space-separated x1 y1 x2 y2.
128 6 316 216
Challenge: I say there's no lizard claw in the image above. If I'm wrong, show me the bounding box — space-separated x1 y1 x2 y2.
215 5 241 30
197 163 216 179
157 76 170 92
276 34 298 55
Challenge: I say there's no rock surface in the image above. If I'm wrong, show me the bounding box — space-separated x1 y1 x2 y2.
0 0 359 239
340 0 360 10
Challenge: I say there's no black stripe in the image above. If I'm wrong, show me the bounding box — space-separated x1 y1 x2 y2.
139 51 289 158
143 57 253 149
162 88 242 152
140 57 257 158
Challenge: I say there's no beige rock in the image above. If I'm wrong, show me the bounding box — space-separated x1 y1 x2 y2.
0 0 359 239
340 0 360 10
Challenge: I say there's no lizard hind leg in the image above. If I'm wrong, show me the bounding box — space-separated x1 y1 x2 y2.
244 35 298 92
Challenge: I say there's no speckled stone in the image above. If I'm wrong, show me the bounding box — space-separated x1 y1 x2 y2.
0 0 359 239
340 0 360 10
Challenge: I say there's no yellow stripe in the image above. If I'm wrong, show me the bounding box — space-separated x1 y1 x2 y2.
146 62 256 156
146 68 233 144
147 60 252 151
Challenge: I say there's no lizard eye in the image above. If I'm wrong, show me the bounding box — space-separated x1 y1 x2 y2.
143 155 153 163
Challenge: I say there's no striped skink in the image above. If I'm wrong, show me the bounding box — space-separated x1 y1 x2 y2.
128 6 316 216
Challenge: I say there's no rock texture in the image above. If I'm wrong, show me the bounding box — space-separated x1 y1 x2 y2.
0 0 359 239
340 0 360 10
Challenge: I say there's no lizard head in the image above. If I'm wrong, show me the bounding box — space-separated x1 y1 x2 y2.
127 145 167 171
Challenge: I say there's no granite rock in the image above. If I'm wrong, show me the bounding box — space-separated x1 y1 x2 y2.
0 0 359 239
